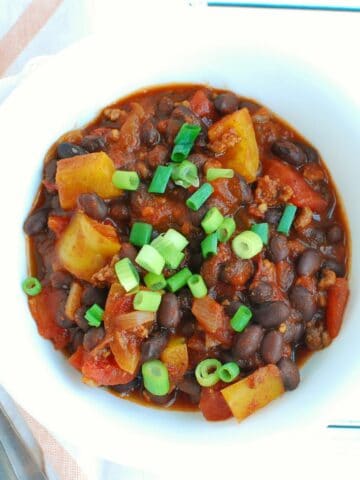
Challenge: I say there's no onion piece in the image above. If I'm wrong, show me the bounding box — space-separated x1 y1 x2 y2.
192 296 226 334
113 310 155 331
65 282 83 321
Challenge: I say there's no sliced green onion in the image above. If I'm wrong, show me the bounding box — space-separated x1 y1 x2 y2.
171 160 199 188
251 222 269 245
163 229 189 251
114 258 139 292
171 123 201 162
187 274 208 298
151 235 184 269
144 272 167 291
201 207 224 234
22 276 42 296
230 305 253 332
201 232 218 259
186 183 214 211
206 168 234 181
85 304 104 327
133 291 162 312
232 230 263 259
167 268 192 293
277 204 298 236
129 222 153 247
195 358 222 387
217 217 236 242
142 359 170 396
112 170 140 190
148 165 173 194
218 362 240 383
135 245 165 275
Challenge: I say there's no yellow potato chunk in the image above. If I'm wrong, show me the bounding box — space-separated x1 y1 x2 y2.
221 364 284 421
208 108 259 182
161 336 188 384
57 212 120 281
56 151 120 209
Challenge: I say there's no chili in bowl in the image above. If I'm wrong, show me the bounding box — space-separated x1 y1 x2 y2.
22 84 350 422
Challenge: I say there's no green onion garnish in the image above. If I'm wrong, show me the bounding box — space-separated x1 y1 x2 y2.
142 359 170 396
151 235 184 270
232 230 263 259
171 160 199 188
22 276 42 296
201 232 218 259
251 222 269 245
230 305 253 332
85 304 104 327
129 222 153 247
195 358 222 387
218 362 240 383
114 258 140 292
171 123 201 162
186 183 214 211
163 229 189 251
167 268 192 293
112 170 140 190
133 291 162 312
206 168 234 181
201 207 224 234
187 274 208 298
277 204 298 236
144 272 167 291
217 217 236 242
148 165 173 194
135 245 165 275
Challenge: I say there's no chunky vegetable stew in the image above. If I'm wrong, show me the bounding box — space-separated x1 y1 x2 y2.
23 85 350 422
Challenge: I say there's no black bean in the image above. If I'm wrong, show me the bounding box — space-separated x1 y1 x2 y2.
269 234 289 263
232 325 264 360
44 158 58 183
327 225 343 244
166 118 182 143
112 377 142 394
253 301 290 328
277 358 300 391
236 174 253 204
158 293 181 330
81 285 107 307
23 209 49 236
224 301 242 318
141 331 169 362
70 329 84 353
108 200 130 222
141 120 160 146
57 142 87 159
83 326 105 351
265 207 283 225
249 282 274 304
77 193 108 220
145 390 175 406
322 259 345 277
74 306 90 332
271 140 307 167
261 331 284 364
289 285 316 321
50 271 73 289
177 318 195 338
50 195 61 210
80 135 106 153
188 253 203 273
188 153 208 169
297 249 322 276
294 141 318 163
300 227 326 246
238 99 260 114
119 242 138 263
157 96 174 116
189 205 207 227
214 93 239 114
55 310 74 328
178 374 201 404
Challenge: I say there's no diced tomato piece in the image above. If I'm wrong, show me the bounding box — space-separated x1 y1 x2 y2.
82 350 135 386
189 90 216 118
326 278 349 338
48 215 70 238
69 346 86 371
29 287 71 349
264 159 328 213
199 385 233 421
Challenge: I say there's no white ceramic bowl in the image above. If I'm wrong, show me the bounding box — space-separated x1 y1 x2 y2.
0 7 359 473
